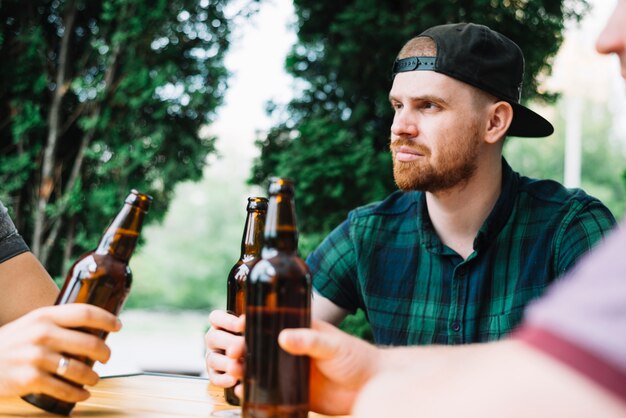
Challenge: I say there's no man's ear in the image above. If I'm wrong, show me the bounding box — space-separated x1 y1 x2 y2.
484 101 513 145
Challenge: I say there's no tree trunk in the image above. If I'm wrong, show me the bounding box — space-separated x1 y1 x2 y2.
61 216 76 274
39 43 121 267
32 1 76 259
13 141 24 232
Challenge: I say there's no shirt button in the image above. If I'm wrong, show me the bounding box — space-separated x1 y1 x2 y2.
451 320 461 332
456 267 467 278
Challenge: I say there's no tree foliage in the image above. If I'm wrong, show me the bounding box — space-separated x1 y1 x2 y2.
251 0 590 241
0 0 258 276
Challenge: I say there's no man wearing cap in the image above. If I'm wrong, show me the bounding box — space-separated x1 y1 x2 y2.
304 22 614 344
205 23 615 386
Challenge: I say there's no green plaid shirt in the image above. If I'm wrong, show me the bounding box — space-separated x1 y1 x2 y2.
308 159 616 345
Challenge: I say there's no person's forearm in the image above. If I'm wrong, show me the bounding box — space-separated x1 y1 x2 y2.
354 340 626 418
377 339 493 379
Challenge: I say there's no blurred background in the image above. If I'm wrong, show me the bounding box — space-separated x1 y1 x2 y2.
0 0 624 375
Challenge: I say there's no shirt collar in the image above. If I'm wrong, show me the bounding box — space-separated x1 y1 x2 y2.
473 158 519 251
416 157 519 255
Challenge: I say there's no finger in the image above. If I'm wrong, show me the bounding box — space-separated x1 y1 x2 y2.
207 365 238 388
205 329 245 359
206 351 244 379
62 359 100 387
225 336 245 359
30 373 91 403
208 310 244 333
34 326 112 364
45 355 100 387
34 304 122 333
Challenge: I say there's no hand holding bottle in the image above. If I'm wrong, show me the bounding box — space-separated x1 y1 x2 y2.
0 304 120 400
23 190 151 415
204 309 245 387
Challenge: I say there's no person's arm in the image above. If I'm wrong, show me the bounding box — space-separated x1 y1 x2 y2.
278 320 486 415
0 303 121 400
0 200 59 324
0 252 58 325
279 321 626 417
554 198 615 276
353 340 626 418
307 219 361 321
312 290 349 324
278 321 483 414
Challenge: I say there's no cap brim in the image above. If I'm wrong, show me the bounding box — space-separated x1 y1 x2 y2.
507 102 554 138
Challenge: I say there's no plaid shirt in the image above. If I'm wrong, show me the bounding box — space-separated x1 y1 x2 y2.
308 159 616 345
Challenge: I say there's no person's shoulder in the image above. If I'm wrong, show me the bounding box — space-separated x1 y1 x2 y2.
348 190 420 222
517 175 607 208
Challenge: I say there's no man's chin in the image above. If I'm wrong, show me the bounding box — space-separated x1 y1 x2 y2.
393 175 427 192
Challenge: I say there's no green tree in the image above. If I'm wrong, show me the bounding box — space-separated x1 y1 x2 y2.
0 0 258 276
250 0 590 338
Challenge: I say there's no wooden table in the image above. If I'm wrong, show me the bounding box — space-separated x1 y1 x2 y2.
0 373 344 417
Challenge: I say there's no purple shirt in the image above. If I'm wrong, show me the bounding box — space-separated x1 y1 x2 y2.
516 224 626 402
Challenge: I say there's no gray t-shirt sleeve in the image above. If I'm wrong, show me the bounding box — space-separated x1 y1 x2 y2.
522 223 626 374
0 200 30 263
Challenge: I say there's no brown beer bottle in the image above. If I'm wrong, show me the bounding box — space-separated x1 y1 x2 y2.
22 189 152 415
243 177 311 418
224 196 268 406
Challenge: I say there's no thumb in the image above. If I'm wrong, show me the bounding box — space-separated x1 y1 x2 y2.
278 322 342 359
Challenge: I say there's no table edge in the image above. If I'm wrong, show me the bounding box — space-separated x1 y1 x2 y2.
101 372 209 381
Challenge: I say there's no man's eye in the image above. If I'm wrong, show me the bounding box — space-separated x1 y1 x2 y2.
423 102 438 109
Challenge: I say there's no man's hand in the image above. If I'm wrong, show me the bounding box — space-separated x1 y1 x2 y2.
0 304 121 401
204 310 245 388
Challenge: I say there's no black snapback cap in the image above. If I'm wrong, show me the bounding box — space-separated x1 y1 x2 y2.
392 23 554 138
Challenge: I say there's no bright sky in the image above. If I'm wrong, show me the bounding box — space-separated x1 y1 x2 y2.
209 0 296 169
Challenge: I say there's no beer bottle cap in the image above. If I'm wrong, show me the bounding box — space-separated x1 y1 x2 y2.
126 189 153 212
247 196 269 211
268 177 294 195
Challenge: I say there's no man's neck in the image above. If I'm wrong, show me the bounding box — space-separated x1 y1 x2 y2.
425 158 503 260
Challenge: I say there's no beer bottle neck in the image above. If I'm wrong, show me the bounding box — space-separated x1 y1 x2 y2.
95 203 146 262
241 209 266 262
262 193 298 255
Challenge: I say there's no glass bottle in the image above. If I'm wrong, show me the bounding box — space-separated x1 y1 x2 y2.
243 178 311 418
224 196 268 406
22 189 152 415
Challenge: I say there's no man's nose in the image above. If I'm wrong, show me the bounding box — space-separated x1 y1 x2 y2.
390 110 418 139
